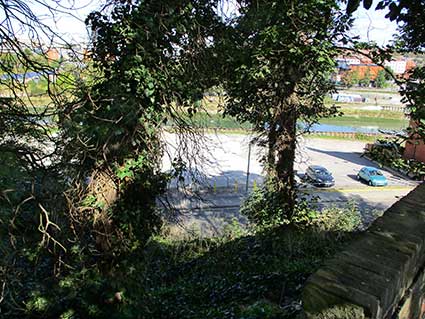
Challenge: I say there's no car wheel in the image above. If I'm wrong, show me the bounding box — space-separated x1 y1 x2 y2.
368 180 372 186
356 174 360 180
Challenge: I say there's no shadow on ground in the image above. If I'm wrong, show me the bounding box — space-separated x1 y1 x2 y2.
162 169 395 237
306 147 372 167
133 223 358 318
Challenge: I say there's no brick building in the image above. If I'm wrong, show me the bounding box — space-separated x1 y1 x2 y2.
404 120 425 163
336 53 416 85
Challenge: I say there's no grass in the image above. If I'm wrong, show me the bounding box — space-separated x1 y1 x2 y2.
22 95 53 107
106 199 365 318
0 92 53 107
339 107 406 120
182 111 408 131
193 112 252 129
319 115 408 130
199 93 409 132
307 133 379 142
342 88 399 95
177 112 252 130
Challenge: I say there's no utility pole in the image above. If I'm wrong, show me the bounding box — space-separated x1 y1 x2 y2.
245 141 251 193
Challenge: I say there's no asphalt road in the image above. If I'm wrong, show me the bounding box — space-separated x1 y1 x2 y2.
162 133 420 236
163 133 417 189
295 138 416 189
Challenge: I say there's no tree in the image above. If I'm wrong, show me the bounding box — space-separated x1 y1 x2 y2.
359 68 372 86
219 0 347 219
0 1 97 316
0 0 224 316
342 68 361 87
59 0 223 259
375 69 388 88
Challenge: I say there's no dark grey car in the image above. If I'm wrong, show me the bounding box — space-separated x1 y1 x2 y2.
305 165 335 187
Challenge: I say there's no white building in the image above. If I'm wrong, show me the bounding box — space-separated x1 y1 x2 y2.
384 60 407 74
336 57 361 65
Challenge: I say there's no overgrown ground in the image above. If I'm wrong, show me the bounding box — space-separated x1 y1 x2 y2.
122 224 354 319
94 201 364 319
1 207 360 318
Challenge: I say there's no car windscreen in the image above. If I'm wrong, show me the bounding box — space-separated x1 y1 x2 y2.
369 170 383 176
315 169 330 175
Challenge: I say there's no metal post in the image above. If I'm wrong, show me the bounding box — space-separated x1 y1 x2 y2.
246 142 251 193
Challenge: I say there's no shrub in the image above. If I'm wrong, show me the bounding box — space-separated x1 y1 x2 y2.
240 182 290 228
241 184 362 234
311 201 362 234
365 138 425 180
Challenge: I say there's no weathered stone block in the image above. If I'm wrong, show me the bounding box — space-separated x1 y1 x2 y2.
303 184 425 319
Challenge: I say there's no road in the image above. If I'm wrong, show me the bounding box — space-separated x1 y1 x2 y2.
161 133 420 236
163 133 416 189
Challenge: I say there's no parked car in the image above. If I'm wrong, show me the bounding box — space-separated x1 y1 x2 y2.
357 167 388 186
305 165 335 187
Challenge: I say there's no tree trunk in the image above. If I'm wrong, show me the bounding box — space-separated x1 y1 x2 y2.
267 122 277 175
267 91 298 219
274 109 297 217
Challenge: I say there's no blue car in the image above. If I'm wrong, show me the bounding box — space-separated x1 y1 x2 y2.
357 167 388 186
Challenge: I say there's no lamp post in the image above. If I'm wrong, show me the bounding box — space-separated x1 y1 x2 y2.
245 141 252 193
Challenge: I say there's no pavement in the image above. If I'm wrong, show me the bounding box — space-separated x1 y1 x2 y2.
161 133 421 236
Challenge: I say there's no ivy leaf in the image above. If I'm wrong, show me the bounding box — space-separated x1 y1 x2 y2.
346 0 361 14
385 2 400 21
144 88 155 97
376 1 385 10
363 0 373 10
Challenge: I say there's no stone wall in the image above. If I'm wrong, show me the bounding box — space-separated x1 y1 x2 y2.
303 183 425 319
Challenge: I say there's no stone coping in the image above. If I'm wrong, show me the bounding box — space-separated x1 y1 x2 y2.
303 183 425 319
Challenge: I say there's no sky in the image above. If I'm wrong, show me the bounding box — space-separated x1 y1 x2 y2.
351 6 399 46
0 0 102 45
34 0 102 43
4 0 399 46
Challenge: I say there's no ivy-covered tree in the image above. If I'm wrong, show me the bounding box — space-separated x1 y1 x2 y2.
1 0 223 316
59 0 223 259
219 0 348 219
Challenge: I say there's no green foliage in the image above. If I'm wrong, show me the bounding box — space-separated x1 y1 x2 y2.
221 0 344 128
241 182 295 227
240 300 285 318
26 77 48 95
370 0 425 51
53 0 224 262
402 67 425 140
359 69 372 87
0 1 396 318
356 0 425 144
1 1 223 317
217 0 349 216
375 69 388 88
241 183 362 232
311 202 362 233
104 222 352 319
365 138 425 179
342 69 360 87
